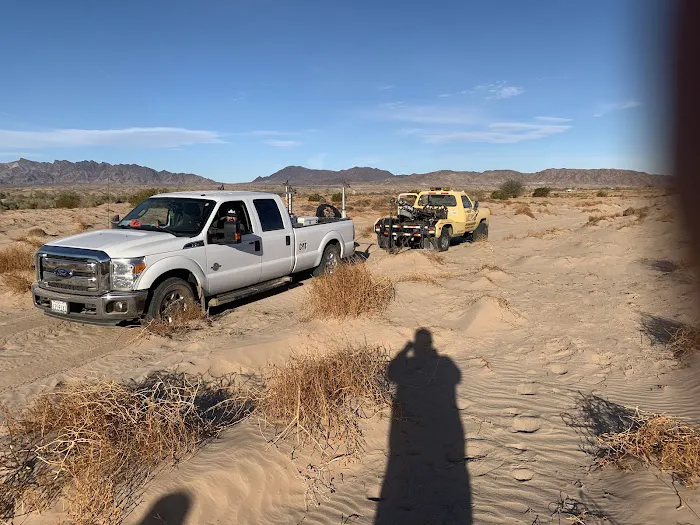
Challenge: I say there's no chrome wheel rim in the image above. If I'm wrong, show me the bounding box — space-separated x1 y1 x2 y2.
161 290 187 324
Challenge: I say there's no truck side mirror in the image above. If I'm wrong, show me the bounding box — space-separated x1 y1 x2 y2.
223 219 243 244
474 201 479 210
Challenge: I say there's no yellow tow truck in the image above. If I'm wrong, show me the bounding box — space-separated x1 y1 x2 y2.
373 188 490 251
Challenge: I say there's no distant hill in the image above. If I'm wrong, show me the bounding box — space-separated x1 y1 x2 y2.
0 159 216 186
253 166 394 185
253 165 668 188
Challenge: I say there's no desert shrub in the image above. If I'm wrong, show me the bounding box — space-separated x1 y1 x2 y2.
307 193 323 202
597 410 700 486
0 243 35 274
596 189 609 197
514 203 536 219
128 188 160 207
330 192 343 203
499 179 524 198
468 189 485 202
622 206 650 220
256 343 391 457
76 218 92 233
0 372 251 524
532 186 551 198
2 272 33 294
54 191 82 209
395 272 443 287
305 262 394 319
27 228 47 237
142 296 209 338
490 190 508 200
354 199 371 207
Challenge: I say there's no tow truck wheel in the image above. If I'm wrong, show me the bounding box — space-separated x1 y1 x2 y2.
147 277 196 324
437 227 451 252
377 233 389 249
472 221 488 242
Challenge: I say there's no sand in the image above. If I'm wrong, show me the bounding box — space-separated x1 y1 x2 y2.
1 191 699 524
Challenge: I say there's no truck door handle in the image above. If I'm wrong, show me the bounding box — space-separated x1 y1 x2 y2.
286 235 290 246
249 240 261 251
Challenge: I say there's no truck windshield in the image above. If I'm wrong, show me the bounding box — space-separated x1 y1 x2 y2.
118 198 216 237
417 194 457 207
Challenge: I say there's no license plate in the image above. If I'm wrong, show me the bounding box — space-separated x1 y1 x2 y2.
50 300 68 314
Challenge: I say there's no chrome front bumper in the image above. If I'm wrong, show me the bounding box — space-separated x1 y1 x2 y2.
32 283 148 324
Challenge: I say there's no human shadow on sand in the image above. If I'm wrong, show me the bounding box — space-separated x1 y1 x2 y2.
374 328 473 525
137 491 191 525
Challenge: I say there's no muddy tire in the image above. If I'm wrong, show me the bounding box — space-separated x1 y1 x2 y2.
313 243 341 277
472 221 488 242
377 233 390 249
146 277 195 323
437 227 451 252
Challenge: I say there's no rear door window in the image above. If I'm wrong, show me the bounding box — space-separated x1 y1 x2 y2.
253 199 285 231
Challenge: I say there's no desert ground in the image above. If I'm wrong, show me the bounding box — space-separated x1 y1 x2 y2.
1 188 699 525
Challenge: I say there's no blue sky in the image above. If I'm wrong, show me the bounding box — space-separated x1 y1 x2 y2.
0 0 672 182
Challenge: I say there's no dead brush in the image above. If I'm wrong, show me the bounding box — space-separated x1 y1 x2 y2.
667 324 700 361
514 203 536 219
422 250 446 264
0 243 35 274
304 262 394 319
27 228 47 237
0 371 252 525
526 228 561 239
596 409 700 486
395 272 443 287
3 271 33 294
141 296 209 338
76 218 93 232
254 343 392 458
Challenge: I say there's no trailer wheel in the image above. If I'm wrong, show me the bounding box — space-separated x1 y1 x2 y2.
421 236 437 250
437 227 451 252
377 233 390 249
313 243 341 277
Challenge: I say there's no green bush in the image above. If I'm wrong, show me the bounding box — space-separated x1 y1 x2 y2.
490 190 508 200
499 179 523 198
532 187 552 198
331 192 342 203
128 188 160 207
54 191 82 209
307 193 323 202
596 189 609 197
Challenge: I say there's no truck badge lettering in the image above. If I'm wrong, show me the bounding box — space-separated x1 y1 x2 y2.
299 241 307 251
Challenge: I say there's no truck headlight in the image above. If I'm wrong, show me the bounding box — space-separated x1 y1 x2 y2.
110 258 147 291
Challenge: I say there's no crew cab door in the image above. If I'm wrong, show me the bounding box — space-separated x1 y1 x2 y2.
251 197 294 281
461 195 478 231
205 200 262 295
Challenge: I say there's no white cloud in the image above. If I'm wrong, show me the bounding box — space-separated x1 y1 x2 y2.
375 104 479 125
417 121 571 144
0 127 222 148
593 100 641 117
264 139 302 148
473 81 524 100
377 84 395 91
535 116 573 122
238 130 299 137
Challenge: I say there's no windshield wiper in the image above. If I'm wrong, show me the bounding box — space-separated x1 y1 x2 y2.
116 224 182 236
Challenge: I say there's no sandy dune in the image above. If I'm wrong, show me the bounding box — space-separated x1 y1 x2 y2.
1 191 699 524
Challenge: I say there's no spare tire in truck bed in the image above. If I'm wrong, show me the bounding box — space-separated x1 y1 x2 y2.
316 203 342 218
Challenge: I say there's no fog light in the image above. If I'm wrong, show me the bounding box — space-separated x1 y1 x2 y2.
114 301 127 313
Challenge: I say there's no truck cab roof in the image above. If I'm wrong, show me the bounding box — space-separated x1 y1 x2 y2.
151 190 281 203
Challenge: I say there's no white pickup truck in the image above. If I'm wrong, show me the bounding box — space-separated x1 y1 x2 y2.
31 191 356 324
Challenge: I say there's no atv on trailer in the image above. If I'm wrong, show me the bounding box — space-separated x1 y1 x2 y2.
373 188 490 252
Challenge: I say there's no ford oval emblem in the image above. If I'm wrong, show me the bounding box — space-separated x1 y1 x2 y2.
54 268 73 278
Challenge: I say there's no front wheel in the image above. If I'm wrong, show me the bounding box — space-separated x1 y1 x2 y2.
313 243 341 277
146 277 196 323
472 221 489 242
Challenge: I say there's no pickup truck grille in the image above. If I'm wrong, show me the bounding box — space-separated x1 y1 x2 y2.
37 247 110 296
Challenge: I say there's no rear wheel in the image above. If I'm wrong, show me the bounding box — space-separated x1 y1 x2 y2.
146 277 196 323
437 227 451 252
313 243 341 277
377 233 390 249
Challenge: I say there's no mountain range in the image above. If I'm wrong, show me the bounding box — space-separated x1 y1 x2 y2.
255 166 667 188
0 159 215 186
0 159 668 188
